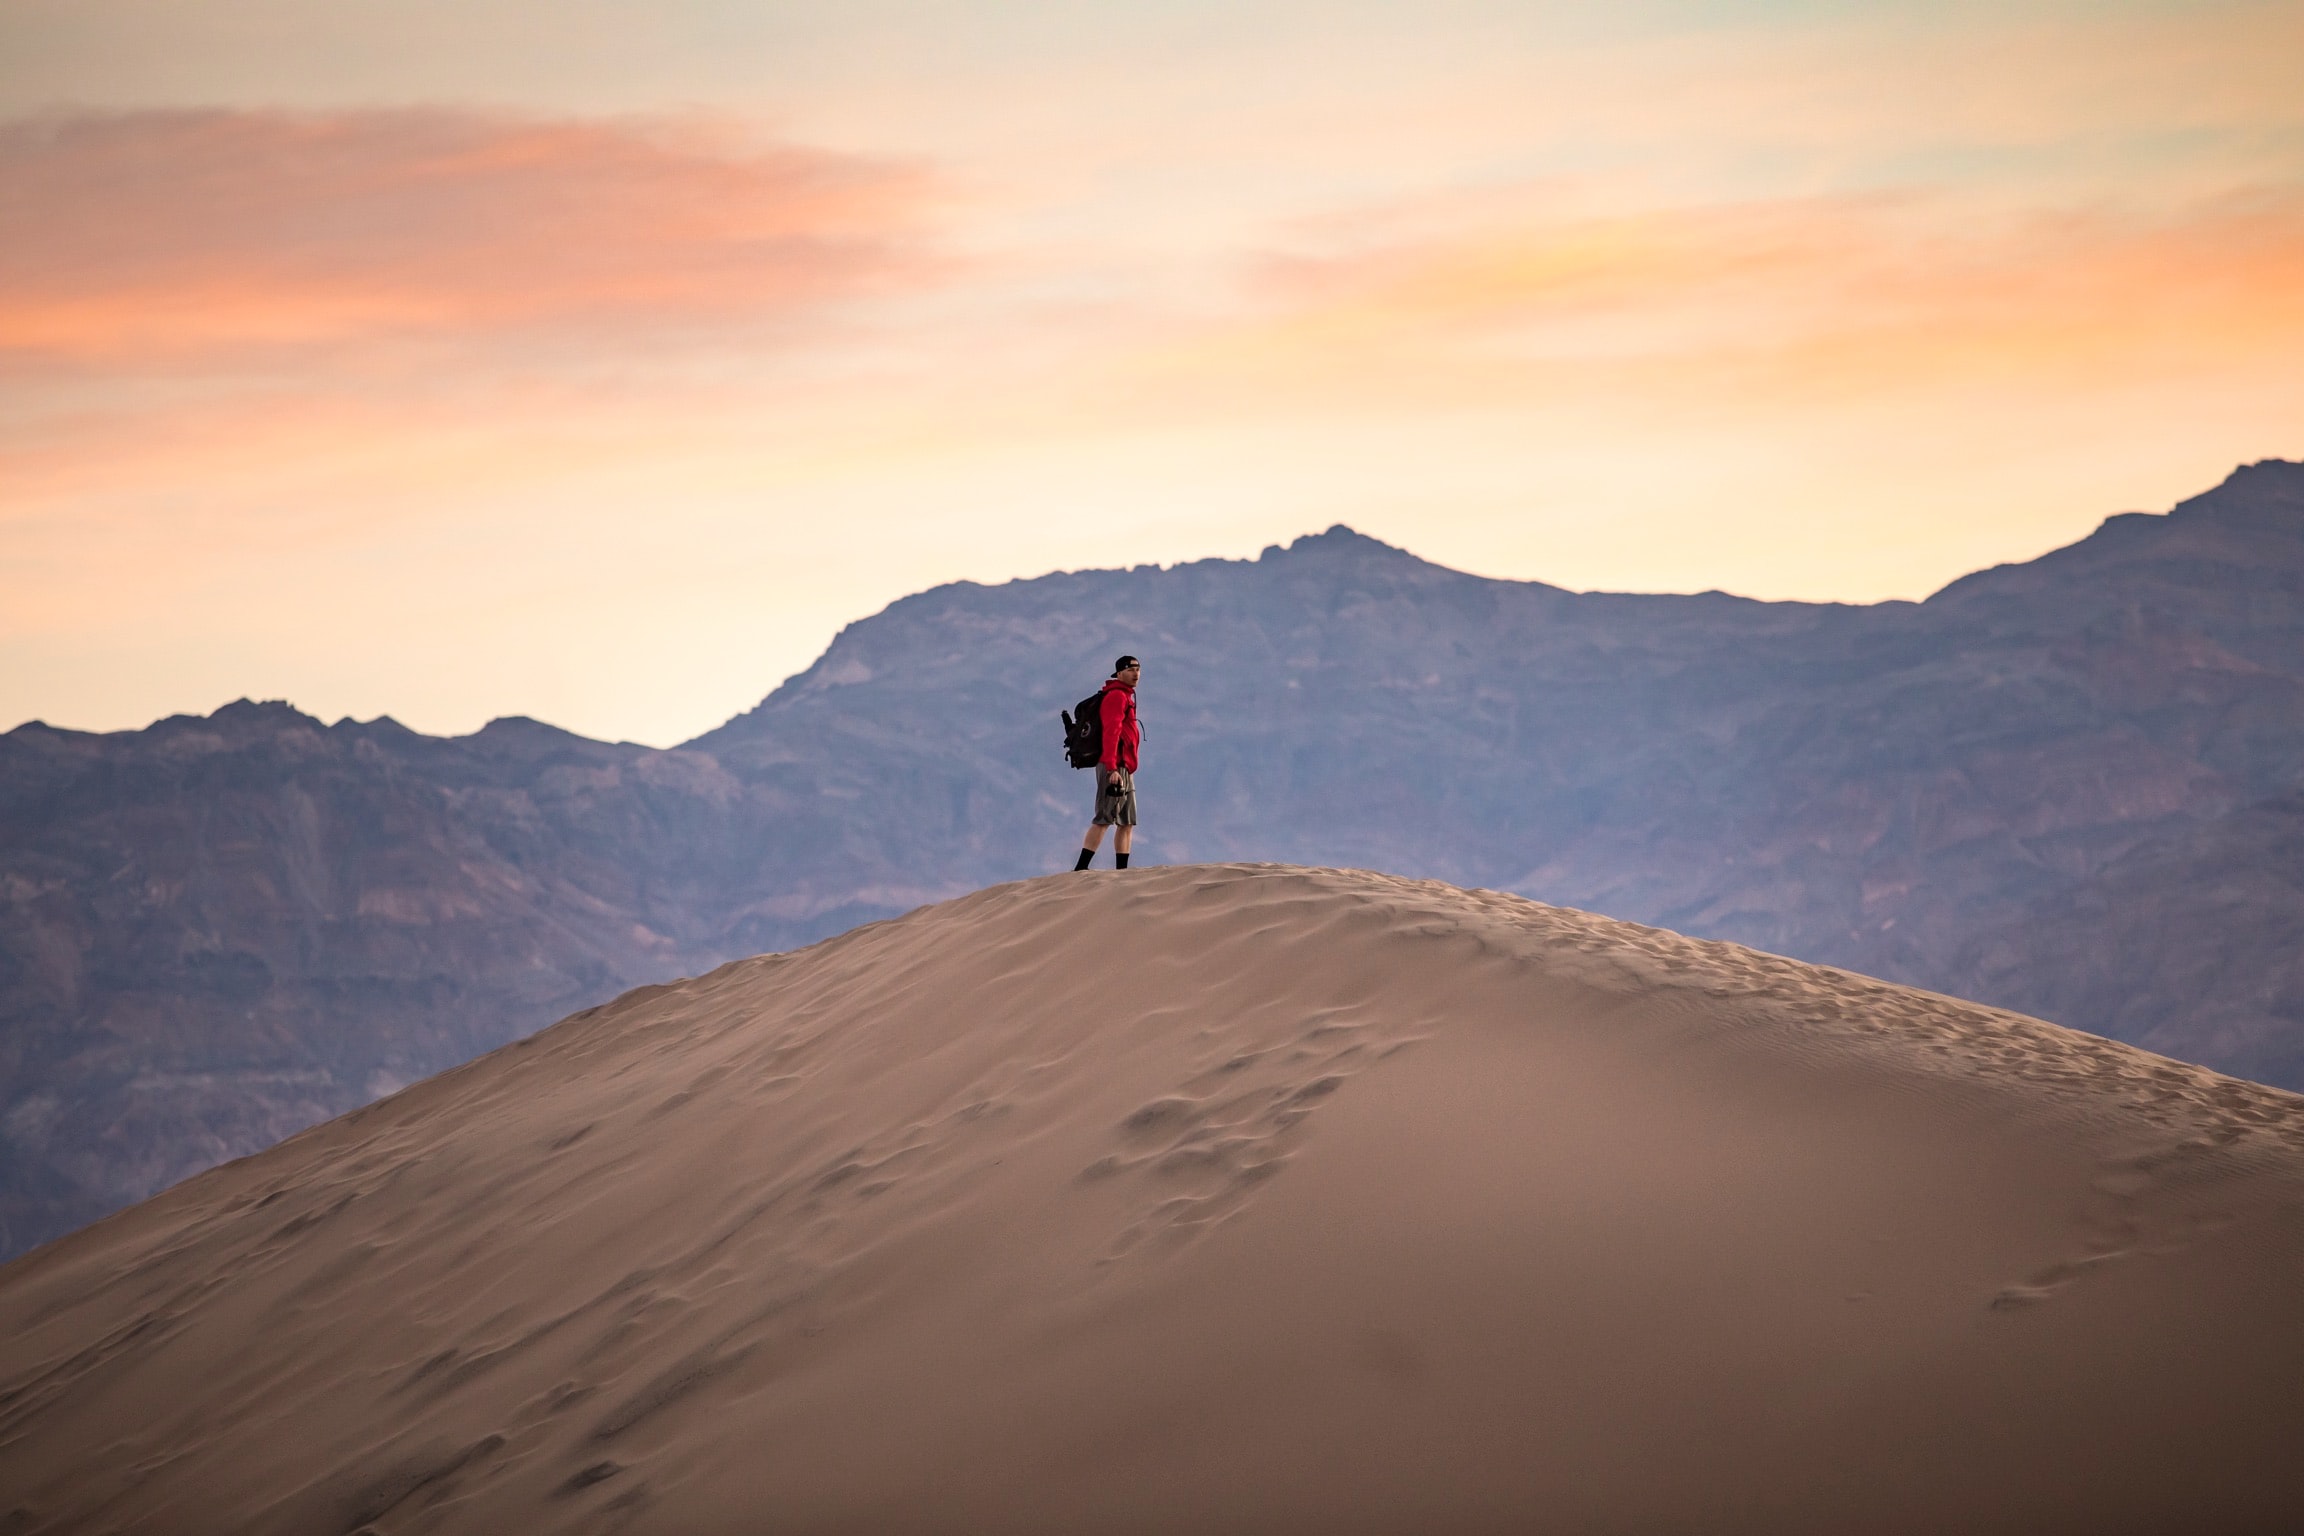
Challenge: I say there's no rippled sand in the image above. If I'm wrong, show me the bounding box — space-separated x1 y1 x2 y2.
3 864 2300 1534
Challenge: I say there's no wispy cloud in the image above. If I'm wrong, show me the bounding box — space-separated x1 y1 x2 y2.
1140 184 2304 410
0 109 934 360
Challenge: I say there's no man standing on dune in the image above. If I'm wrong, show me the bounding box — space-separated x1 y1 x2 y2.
1074 655 1142 871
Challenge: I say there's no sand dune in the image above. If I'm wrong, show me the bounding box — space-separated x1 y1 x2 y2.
2 864 2300 1534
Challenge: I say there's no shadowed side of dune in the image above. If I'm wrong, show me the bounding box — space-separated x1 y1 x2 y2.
1 864 2300 1535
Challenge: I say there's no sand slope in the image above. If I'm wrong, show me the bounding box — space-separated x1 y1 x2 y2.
2 864 2301 1534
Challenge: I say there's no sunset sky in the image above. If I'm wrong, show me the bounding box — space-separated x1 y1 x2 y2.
4 0 2301 745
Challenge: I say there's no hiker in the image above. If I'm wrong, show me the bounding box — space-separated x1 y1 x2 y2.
1073 656 1142 870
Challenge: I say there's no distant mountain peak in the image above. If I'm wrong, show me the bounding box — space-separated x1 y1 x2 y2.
472 715 590 743
2173 458 2304 524
167 699 328 739
208 698 309 723
1263 524 1424 563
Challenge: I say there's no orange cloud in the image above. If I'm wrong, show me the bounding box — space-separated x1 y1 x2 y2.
0 109 934 359
1200 187 2304 407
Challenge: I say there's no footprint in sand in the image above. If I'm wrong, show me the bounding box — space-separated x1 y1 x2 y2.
1086 1013 1424 1263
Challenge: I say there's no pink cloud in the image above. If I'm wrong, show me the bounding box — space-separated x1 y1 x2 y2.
0 109 934 358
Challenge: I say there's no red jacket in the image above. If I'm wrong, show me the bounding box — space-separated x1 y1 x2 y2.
1097 681 1139 772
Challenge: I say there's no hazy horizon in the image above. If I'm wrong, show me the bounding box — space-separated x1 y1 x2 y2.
8 482 2252 749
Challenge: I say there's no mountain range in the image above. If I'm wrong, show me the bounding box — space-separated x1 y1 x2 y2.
4 458 2301 1259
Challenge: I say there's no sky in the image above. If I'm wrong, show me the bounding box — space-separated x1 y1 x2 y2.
4 0 2301 745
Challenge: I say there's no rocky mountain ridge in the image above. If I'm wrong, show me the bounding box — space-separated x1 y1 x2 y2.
3 458 2301 1258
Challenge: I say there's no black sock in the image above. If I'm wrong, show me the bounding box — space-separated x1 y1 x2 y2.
1115 851 1130 869
1074 847 1095 871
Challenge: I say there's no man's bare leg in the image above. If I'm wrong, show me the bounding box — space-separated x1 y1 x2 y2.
1115 827 1132 856
1083 824 1107 851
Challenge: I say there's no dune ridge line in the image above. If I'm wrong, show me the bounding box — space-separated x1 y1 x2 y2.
1 863 2299 1534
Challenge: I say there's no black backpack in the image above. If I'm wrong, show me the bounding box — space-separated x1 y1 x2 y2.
1061 686 1107 769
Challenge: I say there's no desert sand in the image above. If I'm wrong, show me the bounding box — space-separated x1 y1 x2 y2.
1 864 2300 1534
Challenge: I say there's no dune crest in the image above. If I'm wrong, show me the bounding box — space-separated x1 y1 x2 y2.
2 864 2300 1533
